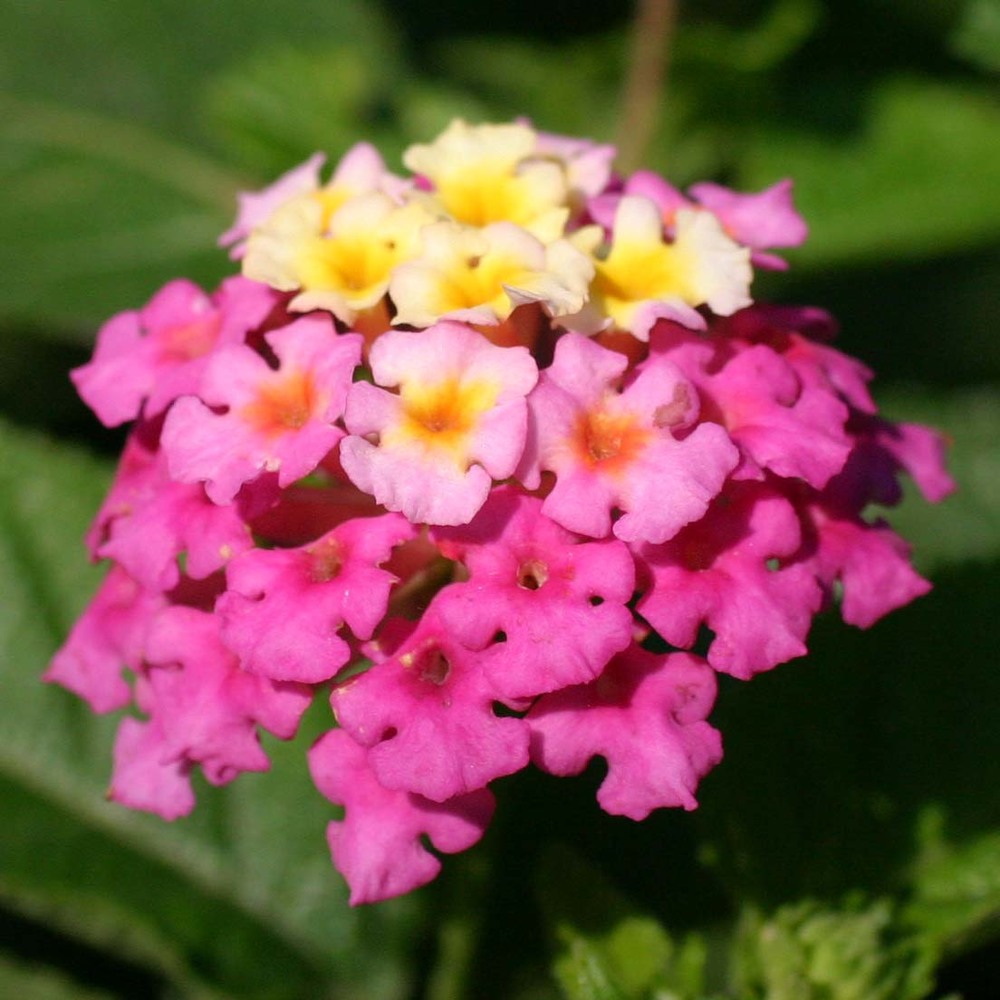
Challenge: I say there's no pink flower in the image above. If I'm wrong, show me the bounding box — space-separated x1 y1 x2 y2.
528 646 723 820
72 276 279 427
432 487 636 699
613 172 808 270
330 603 531 802
520 333 739 543
687 178 808 269
88 432 253 592
51 117 950 904
162 315 361 503
44 565 162 713
220 153 327 258
340 322 537 525
653 325 852 489
309 729 495 905
217 513 416 683
719 305 878 418
108 606 311 817
220 143 398 259
109 717 196 821
636 481 822 678
795 488 932 629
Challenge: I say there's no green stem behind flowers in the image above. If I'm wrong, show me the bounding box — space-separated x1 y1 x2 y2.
616 0 678 172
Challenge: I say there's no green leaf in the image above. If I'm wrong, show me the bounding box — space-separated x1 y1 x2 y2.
740 78 1000 268
0 952 117 1000
0 95 239 332
0 0 400 333
675 0 823 74
951 0 1000 71
0 420 420 998
733 897 936 1000
434 35 625 142
539 846 710 1000
695 553 1000 907
0 0 397 143
907 808 1000 960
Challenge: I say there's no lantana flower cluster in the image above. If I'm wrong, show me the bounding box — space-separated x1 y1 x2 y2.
50 120 952 905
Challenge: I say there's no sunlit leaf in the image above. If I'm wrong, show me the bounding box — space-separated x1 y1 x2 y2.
0 96 238 332
741 79 1000 268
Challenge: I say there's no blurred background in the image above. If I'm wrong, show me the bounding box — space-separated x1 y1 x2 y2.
1 1 998 997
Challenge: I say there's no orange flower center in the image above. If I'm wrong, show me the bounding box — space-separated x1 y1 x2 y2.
241 370 318 436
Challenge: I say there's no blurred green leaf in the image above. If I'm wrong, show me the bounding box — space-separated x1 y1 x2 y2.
0 96 237 332
696 552 1000 906
0 0 394 144
0 0 399 334
203 44 400 178
741 78 1000 268
0 953 117 1000
435 35 624 142
951 0 1000 71
540 847 712 1000
676 0 823 73
0 419 420 998
733 897 936 1000
907 808 1000 960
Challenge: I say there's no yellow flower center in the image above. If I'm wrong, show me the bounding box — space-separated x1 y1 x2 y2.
295 232 401 300
593 242 694 328
384 378 499 466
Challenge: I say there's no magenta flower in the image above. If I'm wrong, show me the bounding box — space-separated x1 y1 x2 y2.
331 602 530 802
108 606 311 819
309 729 495 905
88 432 253 592
45 566 163 713
528 646 723 820
636 481 822 678
50 118 952 904
652 323 853 489
432 487 636 699
218 513 416 683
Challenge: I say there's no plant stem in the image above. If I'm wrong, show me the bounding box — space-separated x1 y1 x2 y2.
616 0 679 172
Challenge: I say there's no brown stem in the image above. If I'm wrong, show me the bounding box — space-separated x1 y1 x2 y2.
616 0 679 173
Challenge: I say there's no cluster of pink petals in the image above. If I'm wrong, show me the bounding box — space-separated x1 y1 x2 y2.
50 119 952 905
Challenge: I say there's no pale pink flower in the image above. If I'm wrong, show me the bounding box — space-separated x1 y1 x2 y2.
340 322 537 525
162 315 360 503
520 333 738 543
